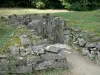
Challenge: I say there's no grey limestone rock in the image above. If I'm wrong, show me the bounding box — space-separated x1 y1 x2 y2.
27 56 42 64
78 38 86 47
8 46 19 55
32 45 46 54
82 48 89 56
19 34 31 46
85 43 96 49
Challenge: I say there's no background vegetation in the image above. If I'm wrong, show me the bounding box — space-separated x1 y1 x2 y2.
0 0 100 11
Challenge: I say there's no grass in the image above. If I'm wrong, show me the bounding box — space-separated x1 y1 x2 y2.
53 10 100 36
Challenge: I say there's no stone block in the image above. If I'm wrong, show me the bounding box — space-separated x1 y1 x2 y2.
32 45 45 54
50 58 68 68
11 65 32 73
34 60 54 70
27 56 42 64
19 34 31 46
8 46 19 55
40 53 66 61
85 43 96 49
78 38 86 47
82 48 89 56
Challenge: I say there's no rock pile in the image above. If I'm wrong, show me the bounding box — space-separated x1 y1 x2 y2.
70 28 100 64
0 14 67 43
0 14 100 74
0 34 67 74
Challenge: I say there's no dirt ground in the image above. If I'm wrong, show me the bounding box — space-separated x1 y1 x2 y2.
65 45 100 75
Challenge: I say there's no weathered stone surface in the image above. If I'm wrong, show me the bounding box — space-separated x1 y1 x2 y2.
0 55 7 59
96 43 100 50
41 53 66 60
27 56 42 64
92 37 100 42
45 46 60 53
89 53 96 60
34 60 54 70
25 46 32 55
50 58 68 68
97 51 100 60
82 48 89 56
16 56 27 66
85 43 96 48
45 44 67 53
91 50 97 55
20 50 26 57
64 35 70 44
28 19 41 29
11 65 32 73
19 34 31 46
90 48 97 51
0 14 70 74
78 38 86 47
0 66 8 74
0 59 8 66
8 46 19 55
63 30 70 35
32 45 45 54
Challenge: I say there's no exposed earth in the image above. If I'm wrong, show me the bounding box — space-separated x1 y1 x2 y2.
65 45 100 75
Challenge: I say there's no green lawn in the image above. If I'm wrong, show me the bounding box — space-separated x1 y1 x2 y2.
53 10 100 36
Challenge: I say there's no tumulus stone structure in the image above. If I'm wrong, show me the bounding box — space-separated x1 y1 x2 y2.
0 14 100 74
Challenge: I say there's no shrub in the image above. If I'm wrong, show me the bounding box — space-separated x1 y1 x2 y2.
35 1 45 9
70 3 88 11
59 0 71 10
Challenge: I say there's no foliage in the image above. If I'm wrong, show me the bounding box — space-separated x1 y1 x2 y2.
59 0 71 9
59 0 100 11
70 3 88 11
53 9 100 36
35 1 45 9
0 0 100 10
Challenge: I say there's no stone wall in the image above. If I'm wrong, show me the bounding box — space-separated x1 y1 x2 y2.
0 14 67 43
68 27 100 65
0 14 68 74
0 36 68 74
0 14 100 74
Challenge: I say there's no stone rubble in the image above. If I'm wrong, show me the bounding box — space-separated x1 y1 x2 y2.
0 14 100 74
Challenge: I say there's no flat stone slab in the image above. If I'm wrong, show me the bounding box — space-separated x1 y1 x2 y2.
85 43 96 48
27 56 42 64
40 53 66 60
32 45 46 54
45 44 67 53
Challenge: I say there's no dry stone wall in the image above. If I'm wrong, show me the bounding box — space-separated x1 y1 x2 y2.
0 14 68 74
0 14 100 74
0 35 68 74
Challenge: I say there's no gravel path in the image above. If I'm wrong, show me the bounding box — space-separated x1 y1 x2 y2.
65 45 100 75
